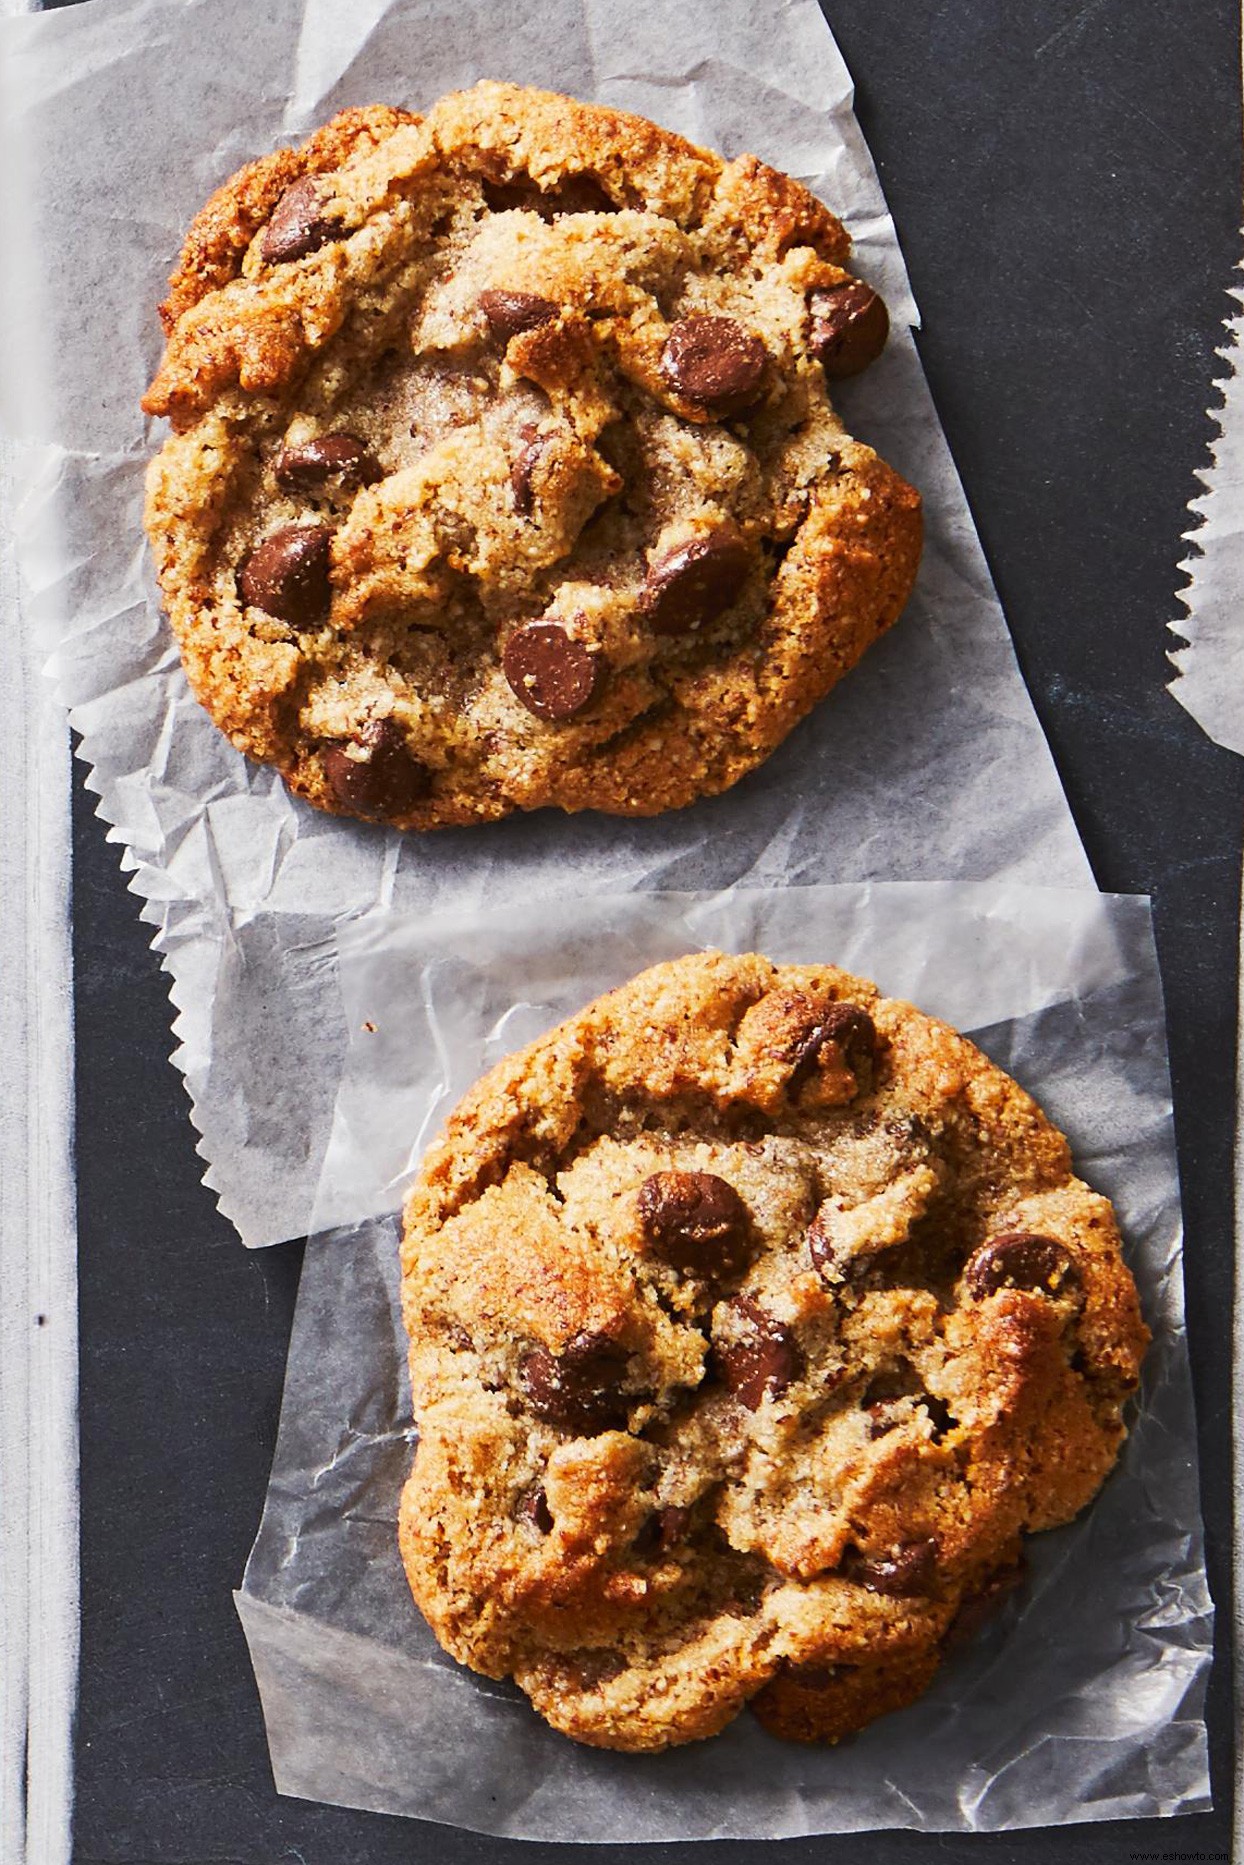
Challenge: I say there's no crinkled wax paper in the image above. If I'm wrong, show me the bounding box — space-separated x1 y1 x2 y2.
1 0 1095 1247
2 0 1209 1836
1166 252 1244 1851
237 881 1210 1841
1169 263 1244 754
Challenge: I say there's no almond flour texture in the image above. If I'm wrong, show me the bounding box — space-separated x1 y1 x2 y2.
398 952 1147 1750
143 84 921 829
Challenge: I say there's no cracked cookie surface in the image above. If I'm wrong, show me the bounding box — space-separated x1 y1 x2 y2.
397 951 1148 1751
143 83 921 829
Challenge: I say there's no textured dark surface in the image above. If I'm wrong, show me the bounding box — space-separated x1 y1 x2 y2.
65 0 1240 1858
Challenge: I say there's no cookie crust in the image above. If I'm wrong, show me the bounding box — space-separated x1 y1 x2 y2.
144 83 921 830
398 952 1148 1751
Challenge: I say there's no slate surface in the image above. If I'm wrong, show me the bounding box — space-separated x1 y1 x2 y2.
64 0 1241 1858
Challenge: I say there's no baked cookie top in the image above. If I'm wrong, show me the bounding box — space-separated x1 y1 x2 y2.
398 952 1148 1752
143 83 921 830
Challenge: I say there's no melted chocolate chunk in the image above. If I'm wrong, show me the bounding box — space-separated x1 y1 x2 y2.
321 719 431 817
237 524 333 627
519 1331 632 1434
808 281 889 378
637 1170 752 1277
713 1296 802 1410
638 529 753 636
502 622 603 721
963 1233 1080 1301
275 432 381 490
261 176 339 264
788 1001 877 1096
478 289 559 341
841 1537 938 1597
660 316 768 417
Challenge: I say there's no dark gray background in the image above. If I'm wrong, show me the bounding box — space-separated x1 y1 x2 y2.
64 0 1241 1859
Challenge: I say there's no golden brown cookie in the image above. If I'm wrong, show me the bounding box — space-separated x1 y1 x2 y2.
397 952 1148 1751
143 83 921 830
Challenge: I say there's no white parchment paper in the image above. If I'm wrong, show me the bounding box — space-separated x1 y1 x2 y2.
1169 266 1244 753
238 882 1210 1840
4 0 1207 1837
1165 240 1244 1865
1 0 1096 1248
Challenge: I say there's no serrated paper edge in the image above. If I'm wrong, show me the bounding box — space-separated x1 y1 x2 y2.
1167 255 1244 753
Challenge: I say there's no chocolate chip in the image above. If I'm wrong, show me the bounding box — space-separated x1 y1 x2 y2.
637 1170 752 1277
321 719 431 817
789 1002 877 1096
261 176 338 264
502 622 603 721
809 281 889 379
713 1296 802 1410
638 529 753 636
509 425 544 516
275 432 381 491
237 524 333 627
478 289 558 342
519 1331 632 1434
963 1233 1080 1301
660 316 768 417
841 1537 938 1597
516 1486 554 1535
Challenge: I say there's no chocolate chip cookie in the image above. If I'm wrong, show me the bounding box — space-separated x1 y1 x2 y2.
143 83 921 830
397 952 1148 1751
